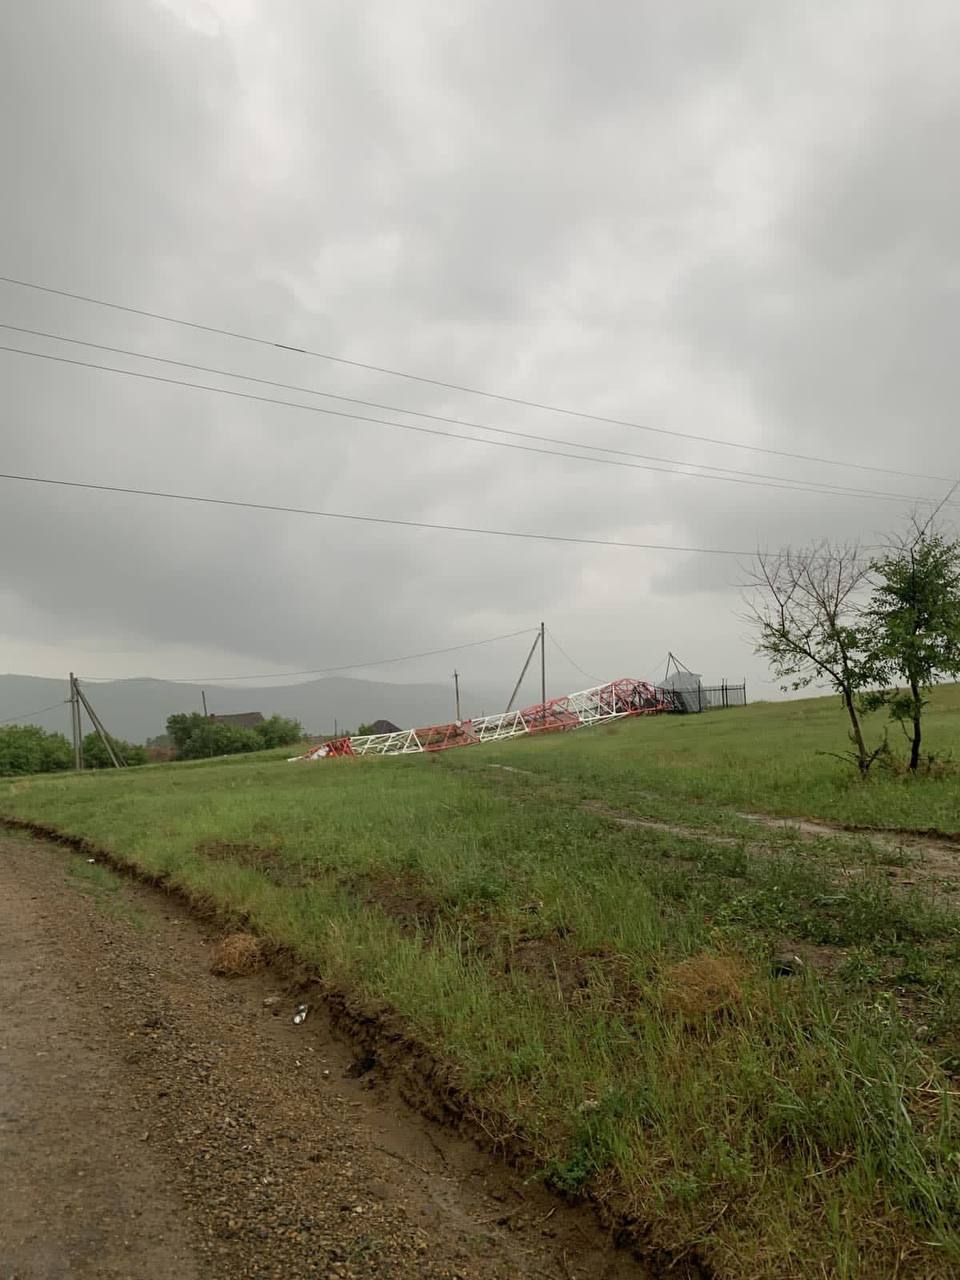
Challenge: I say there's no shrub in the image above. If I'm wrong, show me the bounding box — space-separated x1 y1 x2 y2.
254 715 303 749
0 725 73 776
166 711 302 760
81 732 148 768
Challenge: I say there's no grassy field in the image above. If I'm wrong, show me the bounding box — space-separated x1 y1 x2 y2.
445 683 960 835
2 690 960 1276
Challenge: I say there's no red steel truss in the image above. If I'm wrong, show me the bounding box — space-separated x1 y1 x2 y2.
290 678 675 761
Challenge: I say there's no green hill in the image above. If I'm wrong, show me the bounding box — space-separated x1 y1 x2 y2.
2 688 959 1277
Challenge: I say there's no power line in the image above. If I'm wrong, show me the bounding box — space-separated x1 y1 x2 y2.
0 341 940 508
644 656 671 687
0 469 788 557
82 627 537 685
0 272 948 484
0 699 68 726
547 630 601 684
0 323 931 503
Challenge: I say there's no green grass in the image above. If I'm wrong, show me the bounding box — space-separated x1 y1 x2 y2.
2 689 960 1277
445 683 960 835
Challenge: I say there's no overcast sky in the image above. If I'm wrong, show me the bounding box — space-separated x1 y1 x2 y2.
2 0 959 702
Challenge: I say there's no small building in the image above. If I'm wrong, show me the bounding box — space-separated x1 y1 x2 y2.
662 675 747 713
663 672 703 713
209 711 265 730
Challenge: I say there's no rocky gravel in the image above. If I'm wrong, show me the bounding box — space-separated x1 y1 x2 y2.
0 833 649 1280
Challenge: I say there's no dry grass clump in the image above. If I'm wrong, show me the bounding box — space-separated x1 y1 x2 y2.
209 931 264 976
661 952 748 1018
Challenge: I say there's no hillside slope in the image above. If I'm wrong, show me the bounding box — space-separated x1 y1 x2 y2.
3 702 960 1276
0 672 509 743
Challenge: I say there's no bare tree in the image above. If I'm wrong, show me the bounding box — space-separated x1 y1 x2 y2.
744 542 881 775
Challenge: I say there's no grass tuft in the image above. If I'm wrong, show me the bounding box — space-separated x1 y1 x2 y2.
209 931 264 976
661 952 748 1019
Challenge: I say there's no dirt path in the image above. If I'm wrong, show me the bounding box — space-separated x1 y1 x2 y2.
491 764 959 886
733 810 960 898
578 799 960 901
0 846 200 1280
0 834 648 1280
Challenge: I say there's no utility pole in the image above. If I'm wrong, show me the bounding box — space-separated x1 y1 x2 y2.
73 679 124 767
504 632 541 714
201 690 208 717
69 673 83 771
540 621 546 710
453 670 461 722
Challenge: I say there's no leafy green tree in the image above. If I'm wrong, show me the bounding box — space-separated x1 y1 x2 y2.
165 713 260 760
166 712 207 755
0 725 73 776
254 714 303 748
81 731 148 768
42 731 73 772
184 722 260 758
167 711 302 760
864 525 960 771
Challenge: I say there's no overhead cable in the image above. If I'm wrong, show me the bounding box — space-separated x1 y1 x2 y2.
82 627 537 685
0 272 948 483
547 630 602 684
0 322 931 503
0 469 790 557
0 699 68 726
0 342 940 507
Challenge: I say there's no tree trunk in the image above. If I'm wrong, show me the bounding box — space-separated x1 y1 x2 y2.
909 678 922 772
842 686 870 775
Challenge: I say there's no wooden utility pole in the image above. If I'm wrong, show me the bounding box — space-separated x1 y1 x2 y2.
540 621 546 709
504 632 541 713
72 677 125 767
453 670 461 722
69 673 83 770
201 690 208 717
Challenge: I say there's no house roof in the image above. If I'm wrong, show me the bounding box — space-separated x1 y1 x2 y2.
209 711 265 729
368 718 401 734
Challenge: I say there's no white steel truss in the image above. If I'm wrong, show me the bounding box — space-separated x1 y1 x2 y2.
291 678 674 761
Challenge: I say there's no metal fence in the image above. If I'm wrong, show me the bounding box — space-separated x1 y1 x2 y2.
667 680 747 713
696 681 747 711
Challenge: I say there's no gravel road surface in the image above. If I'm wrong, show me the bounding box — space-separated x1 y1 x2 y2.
0 833 649 1280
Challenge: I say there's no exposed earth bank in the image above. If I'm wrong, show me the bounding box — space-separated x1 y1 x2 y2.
0 833 649 1280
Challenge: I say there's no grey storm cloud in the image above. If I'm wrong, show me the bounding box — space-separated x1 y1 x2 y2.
2 0 959 697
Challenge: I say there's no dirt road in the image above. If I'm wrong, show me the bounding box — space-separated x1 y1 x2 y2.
0 834 648 1280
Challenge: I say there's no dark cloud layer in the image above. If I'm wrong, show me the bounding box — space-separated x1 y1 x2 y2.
2 0 959 696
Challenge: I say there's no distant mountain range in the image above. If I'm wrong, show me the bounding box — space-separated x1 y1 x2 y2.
0 673 516 744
